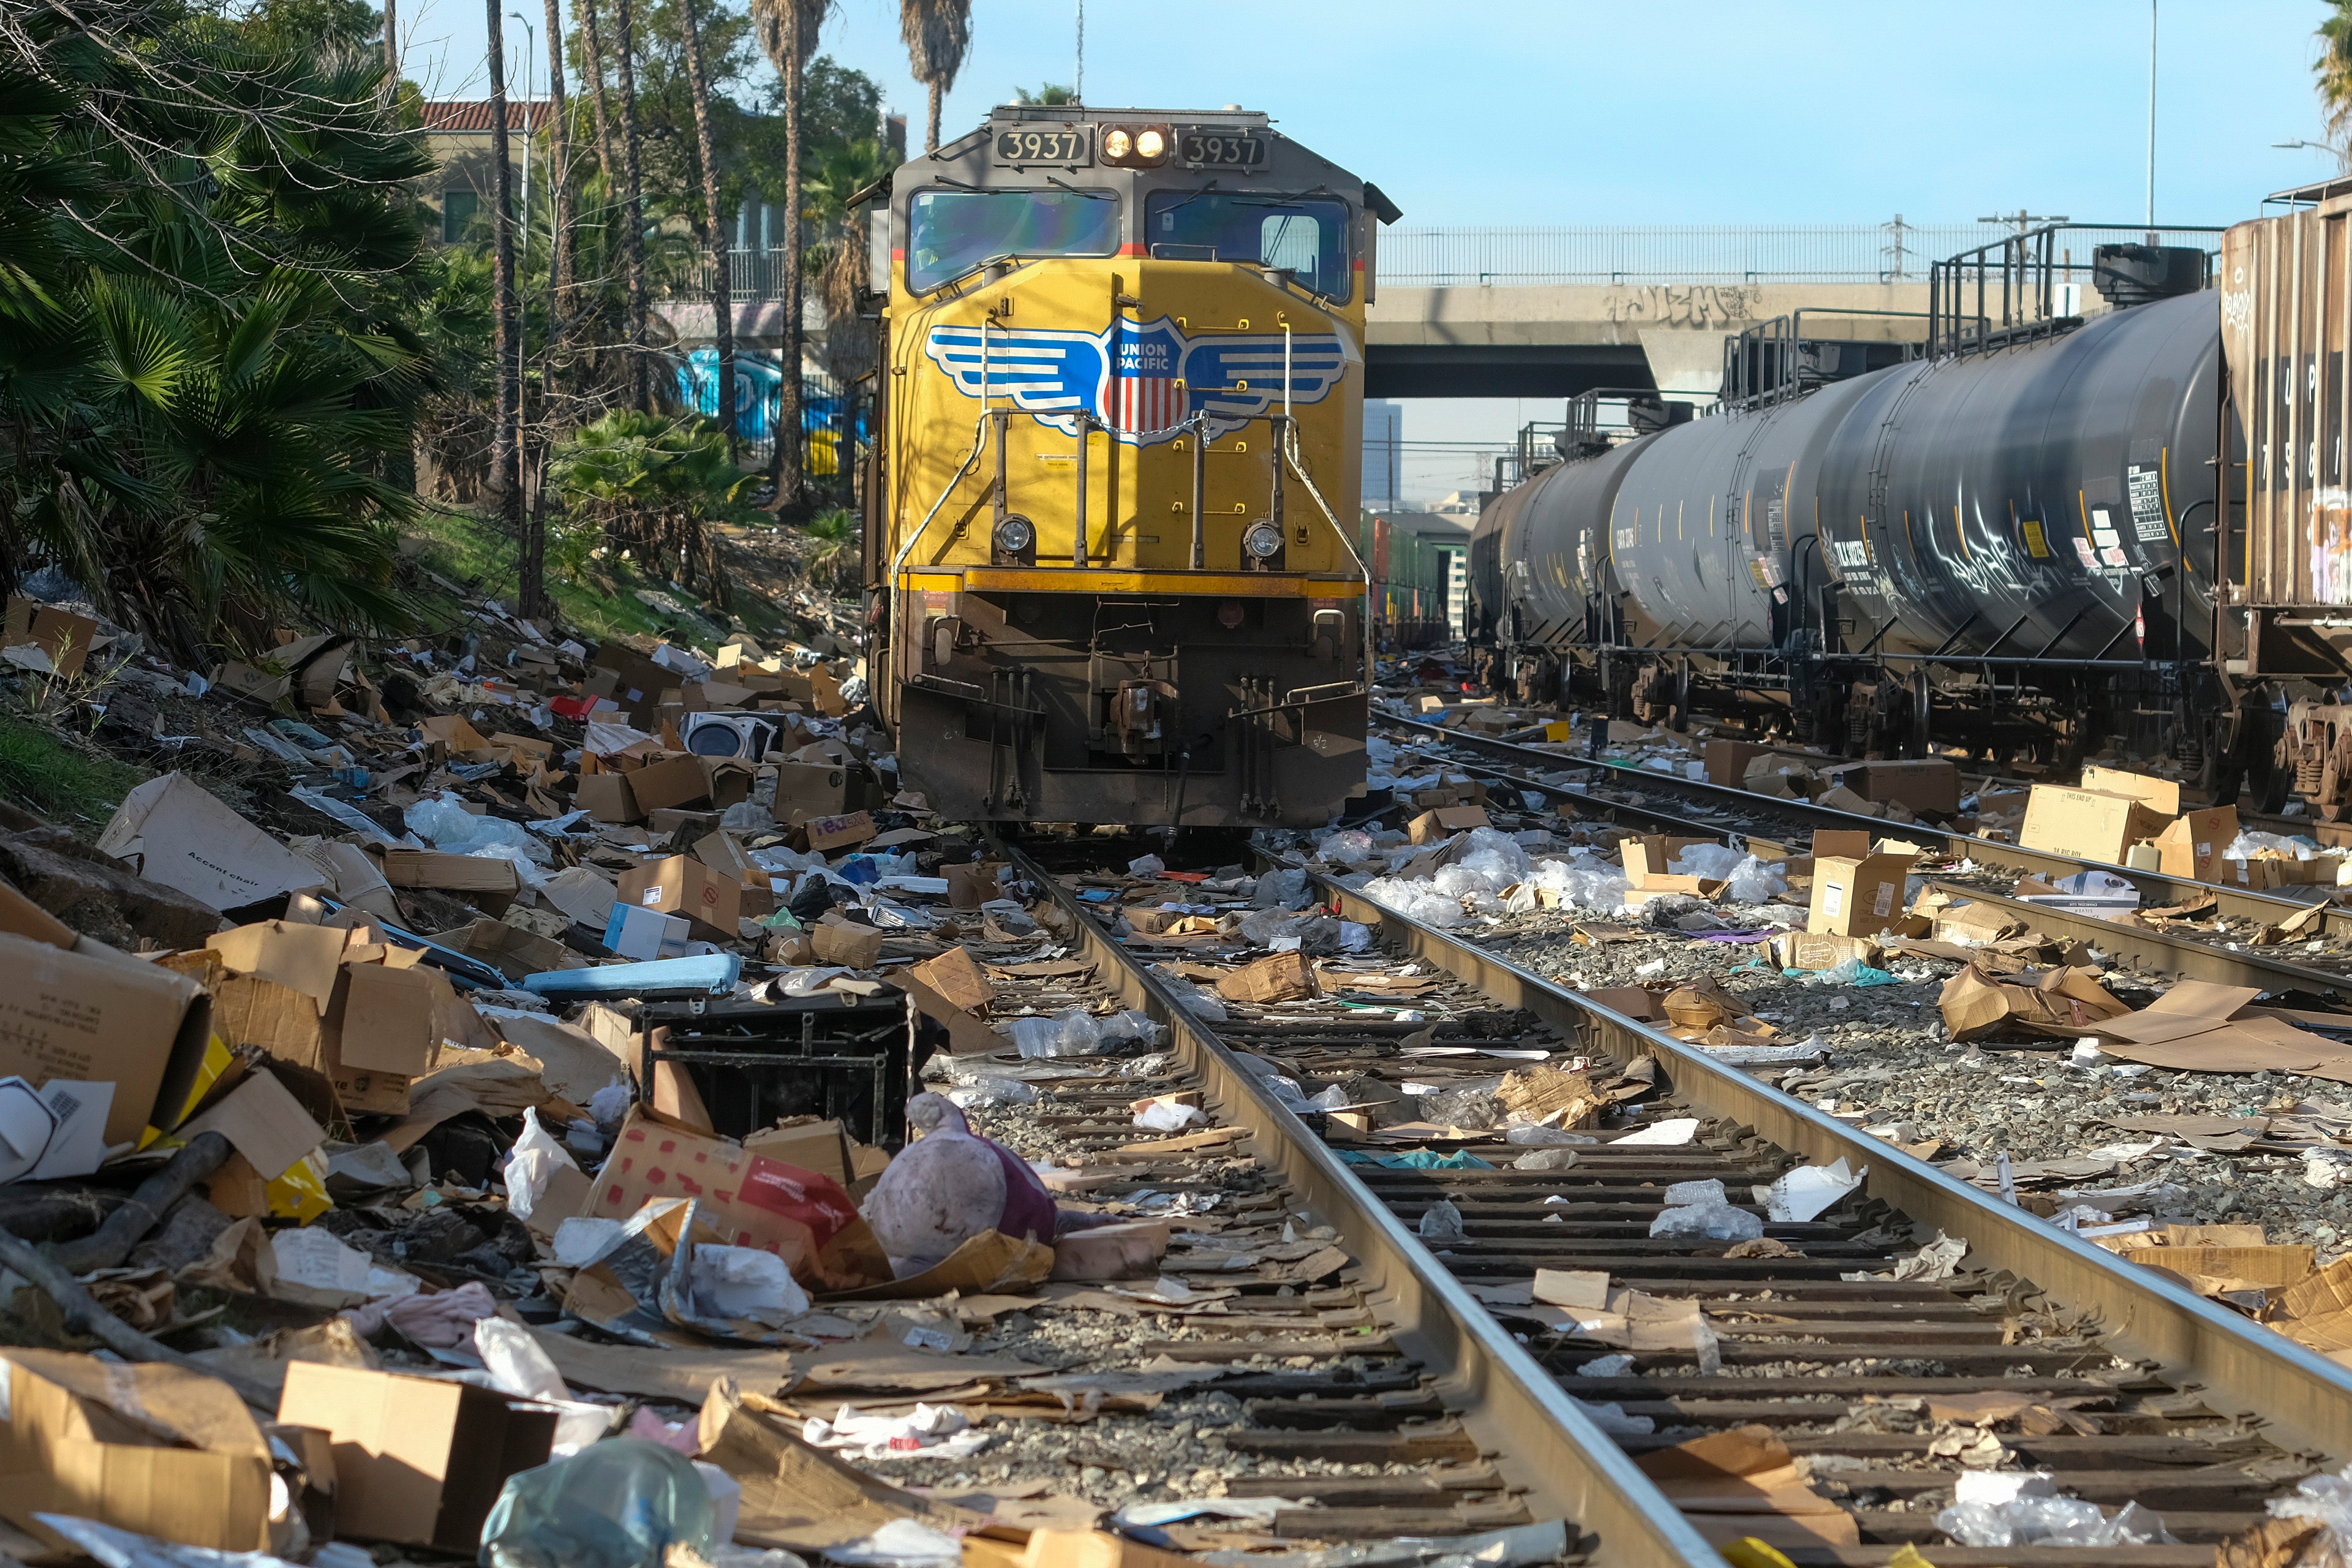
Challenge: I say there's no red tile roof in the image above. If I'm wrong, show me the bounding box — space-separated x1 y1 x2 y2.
422 100 558 133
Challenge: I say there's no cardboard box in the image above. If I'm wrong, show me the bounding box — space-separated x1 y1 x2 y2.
1702 740 1766 788
1620 835 1717 889
98 773 325 912
1216 949 1317 1003
0 932 212 1146
276 1362 557 1551
2152 805 2238 884
1407 805 1491 844
1833 760 1960 816
811 919 883 967
946 861 1000 908
380 849 524 904
2081 764 2183 816
625 753 712 814
1 1349 280 1553
767 761 848 823
587 1107 884 1289
3 598 99 679
806 810 877 853
437 916 586 979
2020 785 2171 866
1771 931 1885 971
1811 830 1872 862
575 771 643 825
742 1118 856 1186
603 903 691 961
211 661 290 704
1807 852 1917 938
698 757 759 810
337 963 448 1076
617 855 742 941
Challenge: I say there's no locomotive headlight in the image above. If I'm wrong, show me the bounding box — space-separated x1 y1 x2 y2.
1135 127 1166 160
1243 519 1284 560
994 514 1036 555
1103 127 1132 159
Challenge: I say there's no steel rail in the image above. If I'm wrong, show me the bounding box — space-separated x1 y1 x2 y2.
1383 715 2351 938
1294 859 2352 1464
990 836 1729 1567
1917 881 2352 997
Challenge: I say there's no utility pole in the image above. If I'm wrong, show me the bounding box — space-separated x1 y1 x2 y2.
1074 0 1084 103
2147 0 2160 242
510 11 535 519
1978 209 2068 236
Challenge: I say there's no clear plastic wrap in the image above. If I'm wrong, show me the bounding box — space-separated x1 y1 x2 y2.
478 1439 716 1568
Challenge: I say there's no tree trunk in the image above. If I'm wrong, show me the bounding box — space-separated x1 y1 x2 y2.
486 1 526 584
926 78 941 153
677 0 733 454
380 0 398 110
772 1 805 510
575 0 620 195
540 0 575 312
611 0 651 412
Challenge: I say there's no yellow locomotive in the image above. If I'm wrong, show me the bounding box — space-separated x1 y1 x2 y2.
859 104 1396 826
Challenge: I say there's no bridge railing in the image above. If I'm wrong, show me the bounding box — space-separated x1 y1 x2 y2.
1378 223 2021 285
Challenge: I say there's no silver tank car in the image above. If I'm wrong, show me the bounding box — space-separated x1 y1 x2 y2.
1482 282 2222 665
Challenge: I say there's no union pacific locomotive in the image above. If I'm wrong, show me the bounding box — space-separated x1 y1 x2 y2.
1470 198 2352 810
858 105 1398 826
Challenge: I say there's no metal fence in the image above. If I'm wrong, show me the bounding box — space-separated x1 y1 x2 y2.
1378 223 2031 285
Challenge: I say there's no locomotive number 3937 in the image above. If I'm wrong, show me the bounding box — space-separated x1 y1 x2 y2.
993 129 1091 165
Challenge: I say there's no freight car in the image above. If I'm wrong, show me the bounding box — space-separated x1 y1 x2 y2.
855 104 1398 826
1465 212 2352 807
1361 510 1469 652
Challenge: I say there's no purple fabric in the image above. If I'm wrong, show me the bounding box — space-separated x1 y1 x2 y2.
987 1138 1058 1242
1691 930 1774 943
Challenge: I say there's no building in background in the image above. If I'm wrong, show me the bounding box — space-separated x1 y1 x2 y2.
1362 400 1402 510
420 100 557 244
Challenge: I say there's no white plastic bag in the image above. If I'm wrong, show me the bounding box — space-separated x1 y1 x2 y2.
503 1106 582 1222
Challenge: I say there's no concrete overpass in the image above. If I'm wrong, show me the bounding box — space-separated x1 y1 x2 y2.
1364 280 1932 399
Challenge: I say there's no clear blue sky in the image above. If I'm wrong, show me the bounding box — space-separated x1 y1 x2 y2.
401 0 2346 497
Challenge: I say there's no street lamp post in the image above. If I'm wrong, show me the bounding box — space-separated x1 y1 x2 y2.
508 11 534 510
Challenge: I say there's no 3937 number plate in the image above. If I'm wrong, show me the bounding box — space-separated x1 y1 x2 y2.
1180 130 1265 165
994 128 1092 165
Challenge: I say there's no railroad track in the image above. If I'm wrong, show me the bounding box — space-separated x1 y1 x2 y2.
957 836 2352 1566
1376 714 2352 979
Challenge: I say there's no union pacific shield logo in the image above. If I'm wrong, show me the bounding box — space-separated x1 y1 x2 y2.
922 315 1344 447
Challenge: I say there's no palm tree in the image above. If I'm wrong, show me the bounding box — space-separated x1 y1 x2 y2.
750 0 828 511
2323 2 2352 153
574 0 622 192
899 0 970 154
611 0 652 409
484 0 528 605
677 0 734 454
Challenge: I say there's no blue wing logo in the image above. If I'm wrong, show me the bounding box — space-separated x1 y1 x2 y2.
922 318 1346 447
921 326 1107 435
1183 334 1347 439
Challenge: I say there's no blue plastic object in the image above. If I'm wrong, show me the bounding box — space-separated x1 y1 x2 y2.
478 1439 714 1568
521 953 741 1000
1338 1149 1494 1170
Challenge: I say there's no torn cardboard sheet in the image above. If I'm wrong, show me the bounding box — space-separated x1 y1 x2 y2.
696 1382 986 1551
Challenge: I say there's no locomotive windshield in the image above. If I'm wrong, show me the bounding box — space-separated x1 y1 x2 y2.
1144 191 1351 298
906 188 1119 292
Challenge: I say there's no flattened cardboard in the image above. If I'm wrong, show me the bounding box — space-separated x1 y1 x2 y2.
1216 949 1317 1003
2020 785 2171 866
276 1361 557 1550
179 1066 325 1181
891 970 1003 1054
541 864 620 929
3 598 99 679
908 946 995 1012
0 1348 277 1553
1839 759 1960 815
1806 853 1916 937
2082 764 2184 816
0 932 212 1145
380 848 523 900
98 773 325 912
